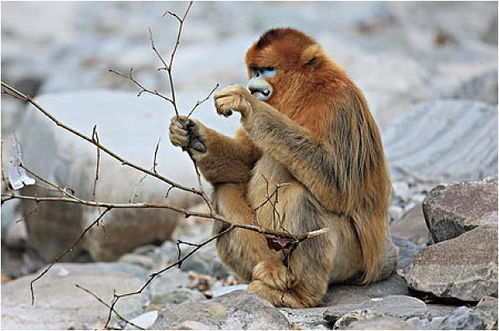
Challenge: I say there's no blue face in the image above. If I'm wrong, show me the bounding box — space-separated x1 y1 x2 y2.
251 67 276 79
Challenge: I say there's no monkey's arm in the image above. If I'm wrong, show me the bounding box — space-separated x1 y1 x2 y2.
244 105 349 210
195 127 261 185
169 116 261 185
214 85 362 213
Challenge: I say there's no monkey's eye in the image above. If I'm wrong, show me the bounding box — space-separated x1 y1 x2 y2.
262 67 276 78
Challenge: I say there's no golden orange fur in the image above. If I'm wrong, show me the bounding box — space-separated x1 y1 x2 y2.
169 28 397 308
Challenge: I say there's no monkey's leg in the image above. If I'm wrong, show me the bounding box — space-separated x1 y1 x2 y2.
248 234 334 308
213 183 283 282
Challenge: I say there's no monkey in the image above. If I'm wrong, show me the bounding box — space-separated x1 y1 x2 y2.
169 28 397 308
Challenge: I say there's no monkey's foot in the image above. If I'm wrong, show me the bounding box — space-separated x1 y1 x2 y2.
248 279 320 308
252 261 298 291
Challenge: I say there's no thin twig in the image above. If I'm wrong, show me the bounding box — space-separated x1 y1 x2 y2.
92 125 101 203
2 192 327 240
30 207 111 304
186 83 220 118
75 284 145 330
104 223 233 329
152 137 161 174
108 68 175 106
1 81 211 206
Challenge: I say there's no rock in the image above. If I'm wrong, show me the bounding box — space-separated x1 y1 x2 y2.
404 226 498 301
423 178 498 243
119 253 154 270
279 307 331 330
345 316 412 330
13 90 240 262
210 284 249 298
322 275 409 306
323 295 428 323
151 288 206 305
452 69 498 105
171 320 216 330
392 236 421 269
383 100 497 185
1 262 149 329
152 291 290 329
149 268 192 302
475 297 498 330
435 306 484 330
3 220 28 249
391 203 432 246
333 309 385 329
121 310 158 330
179 252 213 276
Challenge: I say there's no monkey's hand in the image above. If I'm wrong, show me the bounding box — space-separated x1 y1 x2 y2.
214 84 254 119
169 116 207 153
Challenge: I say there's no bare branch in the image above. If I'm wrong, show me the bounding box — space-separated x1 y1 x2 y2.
152 137 161 174
108 68 175 107
91 125 101 202
1 81 211 206
75 284 145 330
186 83 220 118
104 223 233 329
30 207 111 304
148 27 169 72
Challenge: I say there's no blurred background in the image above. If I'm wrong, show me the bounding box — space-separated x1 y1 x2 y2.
1 1 497 282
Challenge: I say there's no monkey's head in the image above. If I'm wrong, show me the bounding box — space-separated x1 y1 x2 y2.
245 28 335 110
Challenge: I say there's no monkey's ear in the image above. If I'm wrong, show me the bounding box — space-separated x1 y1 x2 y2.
301 44 323 67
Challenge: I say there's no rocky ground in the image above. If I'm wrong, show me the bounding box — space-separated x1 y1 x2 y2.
1 1 498 330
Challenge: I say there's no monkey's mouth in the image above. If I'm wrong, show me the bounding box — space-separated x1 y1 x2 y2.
250 88 272 101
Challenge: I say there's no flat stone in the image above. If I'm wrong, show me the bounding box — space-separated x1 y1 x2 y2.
345 316 412 330
1 262 149 330
149 268 192 300
383 100 497 185
322 275 409 306
423 178 498 243
391 203 432 246
152 290 290 329
404 226 498 301
279 307 331 330
151 288 206 305
333 309 385 329
323 295 428 323
451 69 498 105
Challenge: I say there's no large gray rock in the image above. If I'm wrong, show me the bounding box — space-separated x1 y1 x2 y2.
475 297 498 330
12 90 240 262
383 100 498 185
452 69 498 105
333 309 385 329
323 295 428 323
391 203 432 246
423 178 498 243
344 316 412 330
322 275 409 306
152 291 290 329
1 262 149 329
435 306 484 330
404 226 498 301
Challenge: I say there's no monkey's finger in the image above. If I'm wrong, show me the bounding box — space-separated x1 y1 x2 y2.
170 116 189 130
169 132 190 147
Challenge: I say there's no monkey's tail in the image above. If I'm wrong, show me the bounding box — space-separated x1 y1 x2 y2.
351 210 388 284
